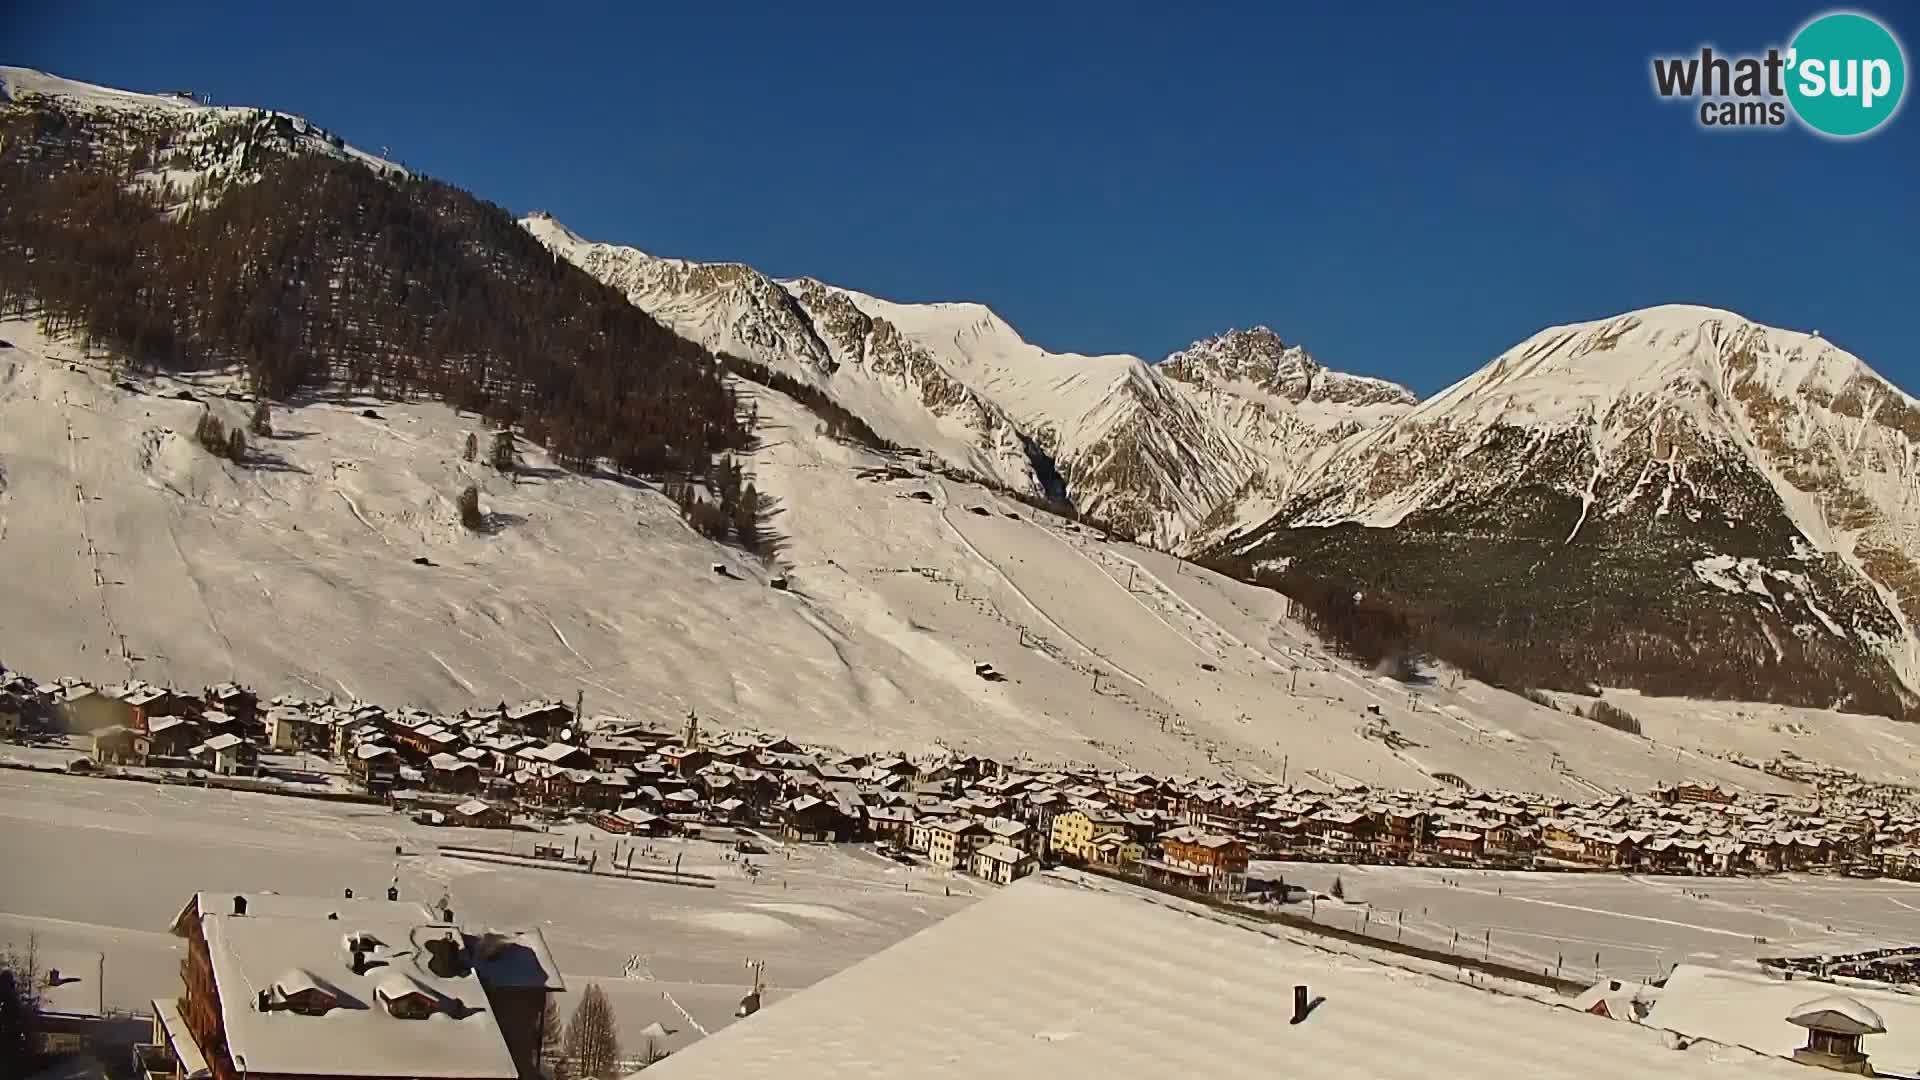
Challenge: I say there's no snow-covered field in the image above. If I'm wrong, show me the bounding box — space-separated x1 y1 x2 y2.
1260 861 1920 984
0 769 975 1053
3 321 1917 792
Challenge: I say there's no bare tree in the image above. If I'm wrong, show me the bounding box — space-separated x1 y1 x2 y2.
539 994 564 1079
0 936 43 1077
562 983 621 1080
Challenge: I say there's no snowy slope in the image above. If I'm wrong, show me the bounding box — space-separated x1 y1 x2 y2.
9 322 1905 791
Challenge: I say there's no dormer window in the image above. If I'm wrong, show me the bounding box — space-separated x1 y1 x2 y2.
375 974 439 1019
272 970 339 1016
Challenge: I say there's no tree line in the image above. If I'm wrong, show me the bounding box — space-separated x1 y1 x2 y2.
1207 557 1918 722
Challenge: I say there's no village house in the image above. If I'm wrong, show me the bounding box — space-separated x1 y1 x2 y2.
204 683 259 727
153 891 564 1080
196 732 257 776
1153 826 1251 894
350 743 400 793
928 817 988 870
970 841 1037 884
450 799 509 829
781 795 846 842
51 683 136 733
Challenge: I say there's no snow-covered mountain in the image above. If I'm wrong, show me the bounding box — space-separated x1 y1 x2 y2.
1219 305 1920 710
520 214 1410 545
0 66 405 206
9 65 1918 720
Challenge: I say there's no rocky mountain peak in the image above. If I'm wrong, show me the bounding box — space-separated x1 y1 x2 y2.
1163 327 1416 409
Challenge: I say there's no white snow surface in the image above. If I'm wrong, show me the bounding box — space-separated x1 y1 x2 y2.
5 321 1905 792
1649 965 1920 1075
645 870 1808 1080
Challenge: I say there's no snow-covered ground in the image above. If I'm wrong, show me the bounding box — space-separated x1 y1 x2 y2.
2 321 1915 792
1259 861 1920 985
0 769 975 1054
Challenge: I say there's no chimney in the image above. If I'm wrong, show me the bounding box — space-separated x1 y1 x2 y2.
1291 984 1310 1025
232 895 248 916
348 940 367 976
440 906 455 924
45 969 59 987
387 886 399 902
257 989 271 1012
343 888 354 899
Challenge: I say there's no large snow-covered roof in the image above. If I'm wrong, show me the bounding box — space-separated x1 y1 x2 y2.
1647 965 1920 1077
199 909 520 1078
646 872 1805 1080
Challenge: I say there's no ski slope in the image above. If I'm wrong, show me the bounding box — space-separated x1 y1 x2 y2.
2 321 1914 791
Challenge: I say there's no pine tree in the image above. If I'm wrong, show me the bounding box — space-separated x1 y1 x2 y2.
463 431 478 463
733 482 761 552
226 427 247 463
249 400 272 437
1330 875 1346 900
562 983 621 1080
491 428 516 472
458 484 484 530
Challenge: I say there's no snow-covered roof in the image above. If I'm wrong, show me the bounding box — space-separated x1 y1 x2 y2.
974 842 1027 864
643 873 1808 1080
198 909 519 1078
1787 995 1886 1036
1647 965 1920 1076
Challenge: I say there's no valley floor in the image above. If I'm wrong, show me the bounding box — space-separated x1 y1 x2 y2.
1260 860 1920 984
4 321 1919 794
0 769 973 1054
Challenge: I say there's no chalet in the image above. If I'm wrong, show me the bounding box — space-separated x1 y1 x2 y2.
1156 826 1250 893
427 753 482 793
204 683 259 727
1375 808 1427 853
970 842 1036 884
1309 810 1375 852
194 732 254 776
600 808 667 835
53 684 136 733
659 744 711 777
155 891 563 1080
586 734 658 771
93 724 148 766
450 799 508 829
865 805 917 845
351 743 400 793
782 796 846 842
1431 827 1486 858
504 699 574 737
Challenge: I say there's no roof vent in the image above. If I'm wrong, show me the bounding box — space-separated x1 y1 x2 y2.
232 895 248 916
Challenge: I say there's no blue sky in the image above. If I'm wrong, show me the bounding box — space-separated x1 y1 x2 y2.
12 2 1918 394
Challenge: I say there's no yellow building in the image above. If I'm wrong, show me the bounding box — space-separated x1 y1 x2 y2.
1051 811 1096 861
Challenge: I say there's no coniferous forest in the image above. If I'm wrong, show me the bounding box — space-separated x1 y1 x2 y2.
0 101 747 480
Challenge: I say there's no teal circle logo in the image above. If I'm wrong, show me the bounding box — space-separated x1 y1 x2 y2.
1787 12 1906 137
